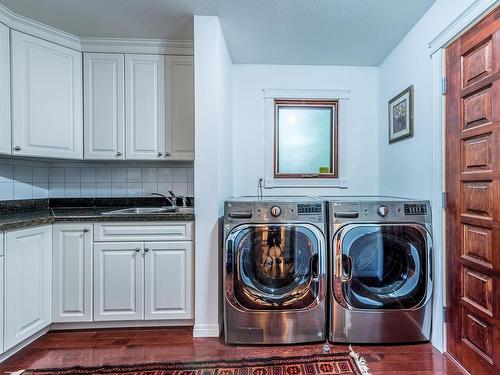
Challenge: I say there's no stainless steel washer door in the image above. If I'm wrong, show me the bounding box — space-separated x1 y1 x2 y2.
226 223 326 310
333 224 432 310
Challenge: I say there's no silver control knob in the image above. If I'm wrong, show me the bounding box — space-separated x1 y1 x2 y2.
270 206 281 217
377 205 389 217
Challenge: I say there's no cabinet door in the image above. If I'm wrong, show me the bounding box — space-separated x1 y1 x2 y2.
166 56 194 160
5 226 52 350
144 241 193 320
84 53 125 160
94 242 144 321
11 31 83 159
0 23 10 155
125 54 165 160
53 223 93 323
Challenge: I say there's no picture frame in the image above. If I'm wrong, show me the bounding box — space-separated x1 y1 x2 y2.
388 85 414 143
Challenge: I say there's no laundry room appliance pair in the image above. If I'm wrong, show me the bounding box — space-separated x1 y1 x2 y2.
223 196 433 345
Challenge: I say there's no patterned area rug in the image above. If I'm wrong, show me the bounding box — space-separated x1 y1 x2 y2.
17 351 371 375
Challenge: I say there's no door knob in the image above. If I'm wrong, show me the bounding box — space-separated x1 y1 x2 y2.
83 228 89 233
144 248 150 252
116 152 122 157
13 146 21 151
165 152 170 157
135 248 141 252
157 152 163 157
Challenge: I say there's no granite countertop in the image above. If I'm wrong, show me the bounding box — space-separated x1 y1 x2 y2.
0 209 55 231
0 198 195 231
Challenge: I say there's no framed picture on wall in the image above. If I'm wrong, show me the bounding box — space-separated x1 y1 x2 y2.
388 85 414 143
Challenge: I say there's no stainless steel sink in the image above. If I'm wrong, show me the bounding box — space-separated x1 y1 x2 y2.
101 207 176 215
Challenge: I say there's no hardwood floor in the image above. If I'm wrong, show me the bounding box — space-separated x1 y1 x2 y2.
0 327 465 374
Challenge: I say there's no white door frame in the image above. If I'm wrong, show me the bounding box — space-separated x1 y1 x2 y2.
428 0 499 353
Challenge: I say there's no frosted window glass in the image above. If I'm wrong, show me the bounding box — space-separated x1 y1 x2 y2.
277 106 333 174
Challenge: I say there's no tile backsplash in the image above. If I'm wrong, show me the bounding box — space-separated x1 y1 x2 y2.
0 159 194 200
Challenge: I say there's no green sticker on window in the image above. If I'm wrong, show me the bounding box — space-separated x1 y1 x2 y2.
319 167 330 173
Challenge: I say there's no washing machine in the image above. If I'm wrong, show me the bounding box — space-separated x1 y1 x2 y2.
326 196 433 343
223 196 327 344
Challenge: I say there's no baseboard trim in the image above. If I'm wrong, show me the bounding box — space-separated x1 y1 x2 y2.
193 323 221 338
51 320 194 330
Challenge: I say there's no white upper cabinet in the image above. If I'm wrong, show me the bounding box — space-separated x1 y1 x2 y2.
84 53 125 160
166 56 194 161
53 223 93 323
125 54 166 160
4 225 52 351
0 23 11 155
11 31 83 159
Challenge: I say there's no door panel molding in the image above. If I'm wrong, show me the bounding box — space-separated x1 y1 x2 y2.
445 6 499 374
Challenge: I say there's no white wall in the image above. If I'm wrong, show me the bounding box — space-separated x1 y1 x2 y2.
232 64 379 196
193 15 233 337
377 0 488 351
378 0 481 198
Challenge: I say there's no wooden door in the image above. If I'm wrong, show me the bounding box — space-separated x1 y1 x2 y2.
53 223 93 323
144 241 193 320
125 54 166 160
11 31 83 159
446 6 500 375
83 53 125 160
0 22 10 155
4 226 52 351
93 242 144 321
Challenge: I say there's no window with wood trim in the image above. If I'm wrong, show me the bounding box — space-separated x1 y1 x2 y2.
274 99 338 179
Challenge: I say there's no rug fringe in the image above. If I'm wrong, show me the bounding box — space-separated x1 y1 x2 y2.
348 345 372 375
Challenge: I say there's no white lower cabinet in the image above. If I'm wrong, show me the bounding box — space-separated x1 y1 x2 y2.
4 226 52 351
53 223 93 322
93 240 194 322
144 242 193 320
0 232 4 354
93 242 144 321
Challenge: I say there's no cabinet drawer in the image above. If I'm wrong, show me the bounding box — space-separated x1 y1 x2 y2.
94 222 193 242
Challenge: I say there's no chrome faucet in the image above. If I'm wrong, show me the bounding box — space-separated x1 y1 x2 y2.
151 191 177 208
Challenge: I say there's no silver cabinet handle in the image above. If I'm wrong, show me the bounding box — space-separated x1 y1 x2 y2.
135 248 141 252
165 152 170 157
157 152 163 157
144 248 150 252
116 152 122 157
13 146 21 151
83 228 89 233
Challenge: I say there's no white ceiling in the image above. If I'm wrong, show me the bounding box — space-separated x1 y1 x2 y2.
0 0 436 66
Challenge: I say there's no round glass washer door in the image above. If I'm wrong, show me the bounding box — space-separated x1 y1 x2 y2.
231 224 322 310
337 224 430 310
